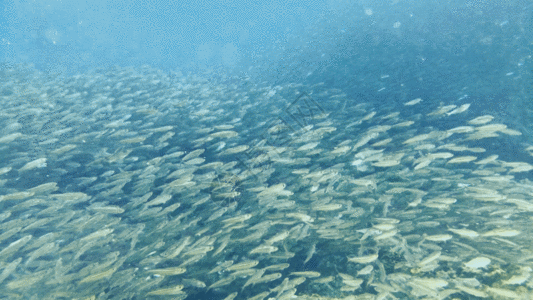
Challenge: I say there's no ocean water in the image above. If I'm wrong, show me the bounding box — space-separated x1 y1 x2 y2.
0 1 532 299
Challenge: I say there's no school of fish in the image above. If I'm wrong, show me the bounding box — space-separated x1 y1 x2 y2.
0 65 533 299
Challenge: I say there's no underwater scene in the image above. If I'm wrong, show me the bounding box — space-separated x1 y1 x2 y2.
1 0 533 299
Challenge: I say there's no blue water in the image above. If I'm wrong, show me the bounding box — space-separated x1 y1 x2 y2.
4 0 530 132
